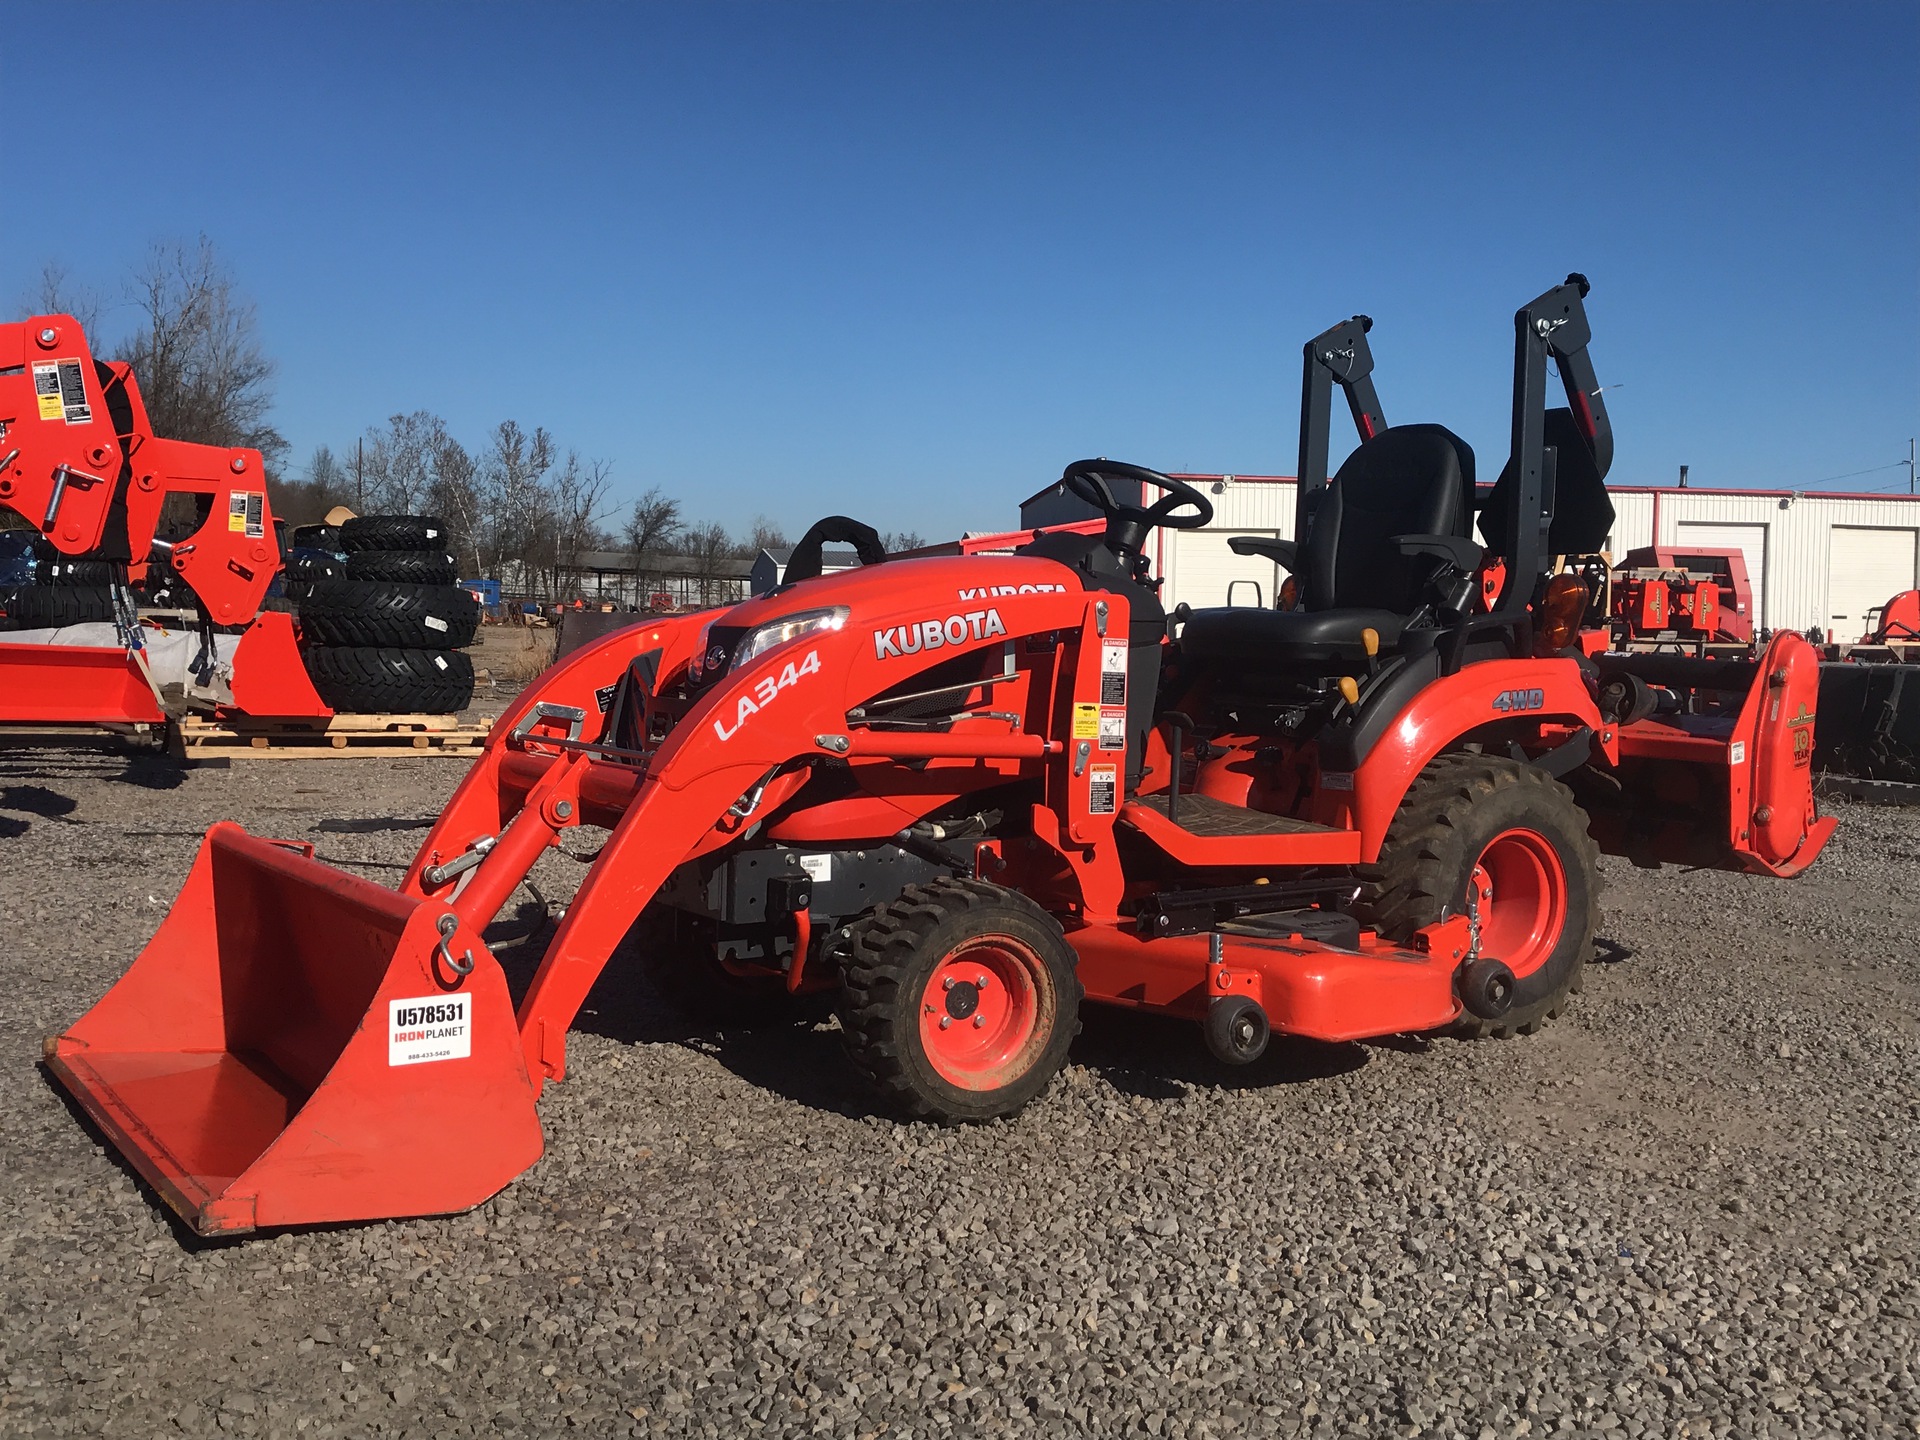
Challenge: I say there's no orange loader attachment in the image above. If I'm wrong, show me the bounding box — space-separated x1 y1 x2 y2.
43 824 542 1236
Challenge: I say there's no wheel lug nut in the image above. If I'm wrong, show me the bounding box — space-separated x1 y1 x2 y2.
943 977 955 990
939 1016 952 1029
972 1014 986 1028
975 975 989 988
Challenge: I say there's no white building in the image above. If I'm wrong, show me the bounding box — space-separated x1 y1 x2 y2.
1021 475 1920 638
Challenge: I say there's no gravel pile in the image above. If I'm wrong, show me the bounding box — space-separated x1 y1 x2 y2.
0 744 1913 1437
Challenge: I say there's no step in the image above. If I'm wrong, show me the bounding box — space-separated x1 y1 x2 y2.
1120 792 1362 866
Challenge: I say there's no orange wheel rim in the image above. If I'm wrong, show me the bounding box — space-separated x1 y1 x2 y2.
1469 828 1568 980
917 934 1051 1091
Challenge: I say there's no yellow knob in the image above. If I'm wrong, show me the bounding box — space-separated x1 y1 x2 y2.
1338 676 1360 705
1361 627 1379 657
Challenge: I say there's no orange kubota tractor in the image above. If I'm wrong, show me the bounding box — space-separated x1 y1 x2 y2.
46 277 1836 1235
0 315 329 724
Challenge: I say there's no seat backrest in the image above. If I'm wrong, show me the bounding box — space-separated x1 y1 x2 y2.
1477 407 1617 562
1303 423 1476 613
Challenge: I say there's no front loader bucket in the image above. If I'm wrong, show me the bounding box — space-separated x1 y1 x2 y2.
44 823 542 1235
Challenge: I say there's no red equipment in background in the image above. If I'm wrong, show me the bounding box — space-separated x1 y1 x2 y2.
0 315 328 725
1608 545 1752 650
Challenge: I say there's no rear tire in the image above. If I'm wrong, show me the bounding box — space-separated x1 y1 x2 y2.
339 515 447 553
302 646 475 713
299 580 479 648
838 878 1082 1122
1353 753 1598 1039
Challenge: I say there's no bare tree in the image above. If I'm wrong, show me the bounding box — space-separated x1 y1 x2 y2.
359 411 450 514
23 261 104 336
269 444 355 527
623 487 682 557
427 435 485 579
118 237 286 468
747 516 788 553
482 421 556 594
548 451 617 599
678 521 739 607
623 487 683 608
881 529 927 553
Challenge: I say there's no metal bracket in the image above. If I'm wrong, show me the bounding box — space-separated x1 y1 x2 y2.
814 734 851 753
509 702 586 744
1095 601 1109 638
1073 739 1090 777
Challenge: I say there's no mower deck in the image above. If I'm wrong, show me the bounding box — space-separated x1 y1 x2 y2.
1070 920 1464 1042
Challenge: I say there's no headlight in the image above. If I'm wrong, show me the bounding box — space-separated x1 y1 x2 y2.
729 606 848 671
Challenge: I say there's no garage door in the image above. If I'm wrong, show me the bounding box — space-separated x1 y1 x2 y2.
1166 531 1281 610
1827 526 1918 640
1675 521 1768 629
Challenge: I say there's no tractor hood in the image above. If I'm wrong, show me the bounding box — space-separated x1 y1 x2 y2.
687 554 1085 683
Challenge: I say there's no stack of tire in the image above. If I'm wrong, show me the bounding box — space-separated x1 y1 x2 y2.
296 515 479 714
0 539 119 630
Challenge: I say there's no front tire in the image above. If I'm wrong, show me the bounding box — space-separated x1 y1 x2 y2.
1354 754 1598 1038
838 878 1082 1122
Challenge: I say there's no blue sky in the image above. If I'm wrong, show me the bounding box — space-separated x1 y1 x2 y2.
5 3 1915 539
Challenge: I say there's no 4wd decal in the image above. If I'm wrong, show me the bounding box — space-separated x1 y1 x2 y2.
1492 688 1546 713
957 584 1067 600
712 649 821 742
873 608 1007 660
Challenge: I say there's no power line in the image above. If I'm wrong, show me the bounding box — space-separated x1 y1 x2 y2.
1797 459 1909 488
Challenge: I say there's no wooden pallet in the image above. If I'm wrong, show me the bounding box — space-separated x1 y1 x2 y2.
171 712 495 761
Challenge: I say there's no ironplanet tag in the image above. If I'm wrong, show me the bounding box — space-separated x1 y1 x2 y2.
873 608 1007 659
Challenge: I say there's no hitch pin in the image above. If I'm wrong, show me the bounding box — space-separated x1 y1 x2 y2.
43 463 107 528
422 834 497 889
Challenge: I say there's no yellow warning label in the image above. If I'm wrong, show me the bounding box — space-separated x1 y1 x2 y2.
37 392 63 421
1072 702 1100 739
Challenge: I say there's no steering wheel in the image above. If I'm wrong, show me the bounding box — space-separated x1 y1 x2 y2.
1061 459 1214 566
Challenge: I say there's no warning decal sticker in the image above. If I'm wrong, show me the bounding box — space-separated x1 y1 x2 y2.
1072 702 1100 739
33 360 94 423
388 994 472 1066
33 364 62 420
1099 641 1127 707
1088 764 1118 816
227 491 265 538
1098 709 1126 751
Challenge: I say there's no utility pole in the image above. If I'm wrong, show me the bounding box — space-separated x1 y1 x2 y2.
355 437 364 511
1909 437 1915 496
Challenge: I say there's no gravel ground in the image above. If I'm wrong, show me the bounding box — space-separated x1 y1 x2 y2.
0 742 1914 1438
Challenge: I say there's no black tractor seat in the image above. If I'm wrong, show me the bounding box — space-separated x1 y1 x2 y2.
1180 606 1406 667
